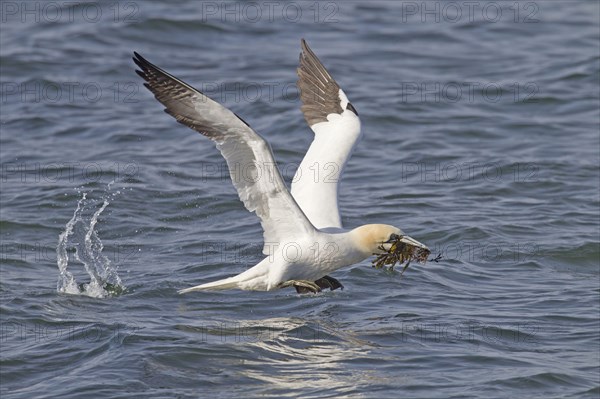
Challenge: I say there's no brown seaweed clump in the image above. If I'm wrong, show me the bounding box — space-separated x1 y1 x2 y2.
371 236 440 276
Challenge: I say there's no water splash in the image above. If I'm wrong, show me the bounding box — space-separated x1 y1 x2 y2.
57 193 86 295
56 190 125 298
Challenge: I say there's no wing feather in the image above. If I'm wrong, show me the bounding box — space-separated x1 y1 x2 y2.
292 40 362 229
133 52 315 254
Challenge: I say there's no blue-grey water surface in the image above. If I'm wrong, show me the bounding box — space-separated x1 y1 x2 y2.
1 1 599 398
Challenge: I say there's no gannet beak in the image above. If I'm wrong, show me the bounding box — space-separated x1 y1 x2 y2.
398 235 429 251
380 235 428 253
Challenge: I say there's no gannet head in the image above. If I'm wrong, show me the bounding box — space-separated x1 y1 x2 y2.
351 224 428 256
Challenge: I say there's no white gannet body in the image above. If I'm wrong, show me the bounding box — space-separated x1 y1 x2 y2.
134 39 429 294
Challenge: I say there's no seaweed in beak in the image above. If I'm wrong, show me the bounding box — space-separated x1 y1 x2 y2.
371 235 440 277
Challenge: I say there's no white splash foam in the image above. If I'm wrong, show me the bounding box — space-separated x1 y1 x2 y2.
57 193 86 295
56 189 124 298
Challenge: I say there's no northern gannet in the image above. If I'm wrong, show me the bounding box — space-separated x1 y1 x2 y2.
133 39 429 294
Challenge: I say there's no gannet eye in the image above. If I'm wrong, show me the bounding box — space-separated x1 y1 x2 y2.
385 233 401 243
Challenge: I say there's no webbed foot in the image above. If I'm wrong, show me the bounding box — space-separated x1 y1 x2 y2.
280 280 322 294
314 275 344 291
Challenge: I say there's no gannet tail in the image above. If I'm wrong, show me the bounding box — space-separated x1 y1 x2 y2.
178 276 240 294
179 258 270 294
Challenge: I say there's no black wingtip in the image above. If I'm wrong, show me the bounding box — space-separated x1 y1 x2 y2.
300 38 309 52
300 39 310 61
132 51 142 64
132 51 153 71
133 51 146 63
346 102 359 116
132 56 144 70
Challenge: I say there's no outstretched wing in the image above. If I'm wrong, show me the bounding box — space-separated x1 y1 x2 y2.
292 39 362 230
133 52 315 255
